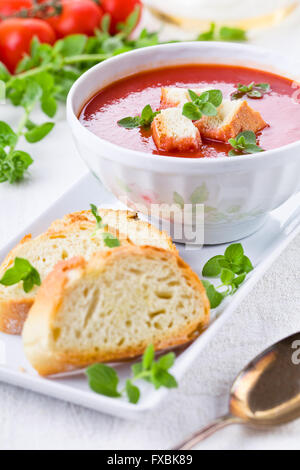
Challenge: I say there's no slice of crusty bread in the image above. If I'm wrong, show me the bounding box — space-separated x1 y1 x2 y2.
22 246 210 376
195 99 267 141
152 108 201 152
0 209 176 335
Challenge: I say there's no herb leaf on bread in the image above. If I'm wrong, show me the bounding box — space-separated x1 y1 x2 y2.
182 89 223 121
0 257 41 293
90 203 120 247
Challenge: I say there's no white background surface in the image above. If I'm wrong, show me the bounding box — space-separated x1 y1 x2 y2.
0 6 300 450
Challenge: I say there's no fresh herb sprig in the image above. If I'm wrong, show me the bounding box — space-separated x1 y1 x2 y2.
118 104 160 129
0 257 41 293
198 22 247 42
86 344 177 404
202 243 253 308
0 7 157 184
0 8 248 185
90 203 121 247
182 89 223 121
231 82 271 100
228 131 263 156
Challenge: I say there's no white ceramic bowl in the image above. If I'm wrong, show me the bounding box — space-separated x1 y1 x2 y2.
67 42 300 244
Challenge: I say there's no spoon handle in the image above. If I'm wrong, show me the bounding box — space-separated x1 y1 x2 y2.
175 414 243 450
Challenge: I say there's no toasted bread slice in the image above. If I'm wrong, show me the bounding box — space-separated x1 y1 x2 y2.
22 246 210 376
195 99 267 142
0 209 176 335
152 108 201 152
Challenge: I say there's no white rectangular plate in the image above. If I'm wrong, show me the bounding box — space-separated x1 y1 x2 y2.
0 172 299 420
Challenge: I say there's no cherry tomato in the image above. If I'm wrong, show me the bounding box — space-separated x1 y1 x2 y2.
45 0 104 38
101 0 142 34
0 18 56 73
0 0 32 21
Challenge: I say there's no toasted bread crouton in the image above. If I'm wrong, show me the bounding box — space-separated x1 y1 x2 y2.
22 246 210 376
0 209 176 335
195 99 267 142
160 87 209 109
152 108 201 153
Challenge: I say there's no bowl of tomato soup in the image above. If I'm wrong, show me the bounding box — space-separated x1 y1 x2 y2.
67 42 300 244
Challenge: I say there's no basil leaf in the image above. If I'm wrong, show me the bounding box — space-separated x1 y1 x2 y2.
0 121 17 147
21 81 42 111
118 5 141 37
90 203 102 226
247 90 262 99
0 257 40 292
101 13 111 34
2 150 33 184
182 102 202 121
25 122 54 143
41 95 57 118
102 36 125 54
202 255 224 277
220 268 235 285
102 233 121 248
232 273 246 288
225 243 244 264
197 23 216 41
25 120 36 131
237 131 256 145
86 364 121 398
152 367 178 389
219 26 247 42
158 352 175 371
188 89 200 102
244 144 264 154
240 255 254 274
141 104 154 125
0 62 11 82
11 150 33 169
126 380 140 404
142 344 155 370
55 35 87 57
202 280 224 309
0 264 24 285
256 83 270 91
198 91 209 103
117 116 141 128
131 362 143 377
207 89 223 107
200 102 218 116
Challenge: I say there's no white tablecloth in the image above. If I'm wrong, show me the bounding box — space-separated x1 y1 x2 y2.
0 8 300 451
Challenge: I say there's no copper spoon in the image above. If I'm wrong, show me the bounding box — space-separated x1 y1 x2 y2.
176 332 300 450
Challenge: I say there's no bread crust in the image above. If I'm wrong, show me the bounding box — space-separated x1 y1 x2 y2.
152 113 201 153
0 210 176 335
195 100 267 141
23 246 210 376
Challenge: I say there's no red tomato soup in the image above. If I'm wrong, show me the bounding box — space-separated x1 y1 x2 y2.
79 65 300 158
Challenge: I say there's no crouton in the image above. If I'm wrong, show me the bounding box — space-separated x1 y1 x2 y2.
161 87 208 109
152 108 201 153
195 99 267 142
